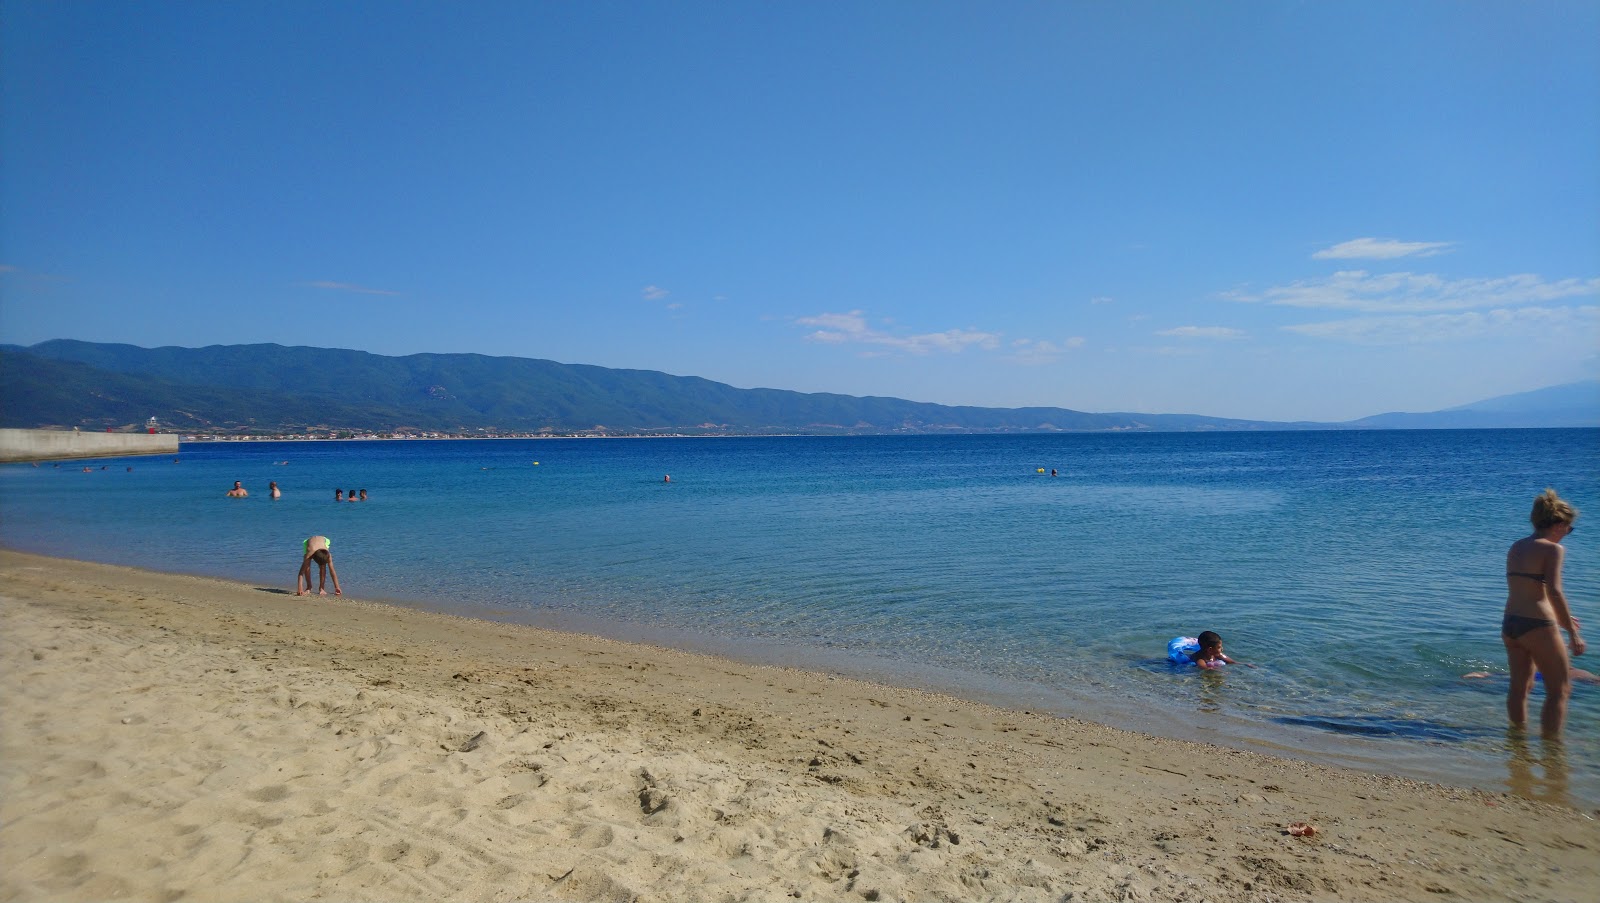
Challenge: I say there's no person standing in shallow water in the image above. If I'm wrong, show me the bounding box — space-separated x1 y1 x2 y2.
1503 488 1586 738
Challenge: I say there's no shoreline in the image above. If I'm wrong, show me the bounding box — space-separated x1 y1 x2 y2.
365 584 1548 803
3 550 1598 901
8 538 1583 808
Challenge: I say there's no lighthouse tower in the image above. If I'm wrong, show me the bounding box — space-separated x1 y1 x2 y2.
146 417 159 434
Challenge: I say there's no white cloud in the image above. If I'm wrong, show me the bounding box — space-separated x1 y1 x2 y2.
1233 270 1600 314
1089 295 1114 305
1284 305 1600 345
641 285 670 300
307 280 400 296
1312 237 1454 260
795 310 1002 355
796 310 869 343
1156 325 1246 339
1009 336 1087 364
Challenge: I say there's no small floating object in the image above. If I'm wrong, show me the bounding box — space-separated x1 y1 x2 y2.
532 462 539 465
1037 468 1045 473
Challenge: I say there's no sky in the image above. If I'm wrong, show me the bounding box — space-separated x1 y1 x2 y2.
2 1 1597 423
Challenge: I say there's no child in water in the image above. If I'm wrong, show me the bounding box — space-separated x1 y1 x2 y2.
1167 631 1250 669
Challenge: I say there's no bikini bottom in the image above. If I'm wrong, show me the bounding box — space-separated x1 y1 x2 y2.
1502 613 1557 640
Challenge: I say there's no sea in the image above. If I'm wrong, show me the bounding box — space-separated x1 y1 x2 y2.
3 429 1597 805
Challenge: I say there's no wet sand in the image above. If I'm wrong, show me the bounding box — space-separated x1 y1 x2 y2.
3 549 1596 902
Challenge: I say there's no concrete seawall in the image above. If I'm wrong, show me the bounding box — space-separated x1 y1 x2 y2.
0 429 180 463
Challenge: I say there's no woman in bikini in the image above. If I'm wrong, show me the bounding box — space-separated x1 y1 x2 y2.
1503 488 1585 737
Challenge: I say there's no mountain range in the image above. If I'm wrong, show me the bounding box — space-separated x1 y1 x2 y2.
2 340 1596 434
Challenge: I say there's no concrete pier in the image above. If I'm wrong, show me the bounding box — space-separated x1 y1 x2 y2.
0 429 180 463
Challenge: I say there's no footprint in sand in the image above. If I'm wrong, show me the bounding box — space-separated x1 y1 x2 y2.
247 784 290 803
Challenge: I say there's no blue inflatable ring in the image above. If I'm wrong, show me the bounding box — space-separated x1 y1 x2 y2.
1168 636 1224 666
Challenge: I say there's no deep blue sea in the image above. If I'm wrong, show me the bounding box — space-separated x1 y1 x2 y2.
4 430 1597 804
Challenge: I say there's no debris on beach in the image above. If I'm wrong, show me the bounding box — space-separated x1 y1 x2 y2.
1287 822 1318 837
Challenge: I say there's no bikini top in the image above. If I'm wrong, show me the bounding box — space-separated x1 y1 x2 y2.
1507 571 1547 583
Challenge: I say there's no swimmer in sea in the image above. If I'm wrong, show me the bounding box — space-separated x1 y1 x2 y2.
226 480 248 498
269 481 281 499
1502 488 1585 737
335 489 343 501
295 536 341 596
358 489 367 501
1168 630 1253 669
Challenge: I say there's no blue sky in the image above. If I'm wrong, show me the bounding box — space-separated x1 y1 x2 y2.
2 1 1596 422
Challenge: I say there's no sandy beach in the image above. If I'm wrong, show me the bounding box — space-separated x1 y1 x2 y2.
2 550 1596 902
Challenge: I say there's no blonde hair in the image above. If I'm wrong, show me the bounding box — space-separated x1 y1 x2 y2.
1530 488 1578 530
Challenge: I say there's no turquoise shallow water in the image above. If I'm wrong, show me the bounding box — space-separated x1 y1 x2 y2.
3 429 1597 804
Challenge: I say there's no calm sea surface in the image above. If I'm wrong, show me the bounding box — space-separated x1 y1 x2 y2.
4 430 1597 804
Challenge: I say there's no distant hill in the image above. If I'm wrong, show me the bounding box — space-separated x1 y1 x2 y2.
1 340 1277 434
1345 380 1600 429
1 340 1594 434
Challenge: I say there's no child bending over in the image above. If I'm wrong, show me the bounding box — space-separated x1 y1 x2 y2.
296 535 341 596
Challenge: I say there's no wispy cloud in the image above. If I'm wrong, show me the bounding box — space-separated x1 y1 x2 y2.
796 310 1002 355
1156 325 1246 339
1089 295 1114 305
1285 305 1600 345
306 280 401 296
1231 270 1600 314
642 285 670 301
0 264 67 282
1009 336 1086 364
1312 237 1454 260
